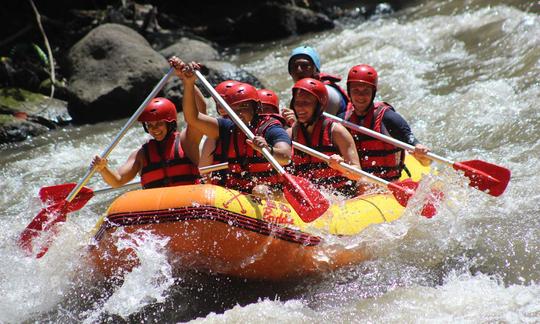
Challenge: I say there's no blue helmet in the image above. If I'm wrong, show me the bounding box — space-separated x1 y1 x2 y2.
288 46 321 73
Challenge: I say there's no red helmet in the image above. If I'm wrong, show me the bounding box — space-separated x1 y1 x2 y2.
347 64 378 90
215 80 240 97
138 97 177 122
223 83 260 107
292 78 328 108
257 89 279 113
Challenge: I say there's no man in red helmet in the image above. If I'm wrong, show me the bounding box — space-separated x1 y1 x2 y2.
169 57 292 195
213 80 240 116
257 89 280 114
343 64 431 182
91 96 204 189
287 77 362 197
198 79 241 184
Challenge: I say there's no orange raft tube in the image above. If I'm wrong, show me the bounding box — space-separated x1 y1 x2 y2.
88 155 431 281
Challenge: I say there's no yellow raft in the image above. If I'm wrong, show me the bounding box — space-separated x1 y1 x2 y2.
88 155 430 281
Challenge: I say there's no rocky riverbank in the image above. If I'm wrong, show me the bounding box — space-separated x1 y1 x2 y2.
0 0 412 144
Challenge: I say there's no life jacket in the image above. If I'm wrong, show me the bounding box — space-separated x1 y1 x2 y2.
345 102 405 182
140 131 200 189
290 116 357 197
319 72 350 115
259 113 287 127
214 115 284 193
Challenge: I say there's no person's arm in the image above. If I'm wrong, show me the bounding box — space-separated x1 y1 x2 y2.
383 110 431 165
194 85 207 115
180 128 202 165
324 85 342 116
198 136 218 182
330 123 362 181
92 149 142 187
263 125 292 165
246 126 292 166
169 57 220 139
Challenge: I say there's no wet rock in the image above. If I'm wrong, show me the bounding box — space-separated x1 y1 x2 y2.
0 88 71 143
162 60 265 109
159 38 219 63
200 61 264 89
66 23 168 123
0 88 70 124
0 114 49 144
213 3 335 42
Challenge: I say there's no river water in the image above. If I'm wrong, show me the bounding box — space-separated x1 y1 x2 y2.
1 0 539 322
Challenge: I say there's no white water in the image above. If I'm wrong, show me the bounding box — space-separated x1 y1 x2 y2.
1 1 539 322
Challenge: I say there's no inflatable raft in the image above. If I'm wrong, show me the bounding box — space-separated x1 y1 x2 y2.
88 155 430 281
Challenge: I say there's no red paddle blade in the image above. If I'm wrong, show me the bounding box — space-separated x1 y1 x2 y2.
18 201 68 255
388 179 417 207
282 174 330 223
388 179 441 218
19 185 94 257
453 160 511 197
39 183 95 211
419 189 444 218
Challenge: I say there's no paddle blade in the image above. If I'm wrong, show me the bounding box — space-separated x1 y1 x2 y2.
19 184 94 257
39 183 95 211
453 160 511 197
18 201 68 255
388 179 440 218
387 179 417 207
282 174 330 223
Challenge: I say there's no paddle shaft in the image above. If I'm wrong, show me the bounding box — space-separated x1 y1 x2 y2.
93 161 229 194
64 68 174 203
199 162 228 174
194 70 287 175
323 112 454 165
292 141 391 186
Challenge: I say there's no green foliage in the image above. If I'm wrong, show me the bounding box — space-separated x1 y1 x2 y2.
32 43 49 66
9 43 48 66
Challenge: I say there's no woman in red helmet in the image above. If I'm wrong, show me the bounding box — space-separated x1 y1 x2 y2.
91 97 203 189
199 79 239 184
343 64 431 182
287 78 362 197
170 57 292 194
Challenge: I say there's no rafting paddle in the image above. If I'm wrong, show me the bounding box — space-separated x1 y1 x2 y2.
323 113 511 197
194 70 330 222
292 141 440 218
18 68 175 257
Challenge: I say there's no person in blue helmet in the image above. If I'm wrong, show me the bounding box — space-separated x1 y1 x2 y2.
282 45 350 125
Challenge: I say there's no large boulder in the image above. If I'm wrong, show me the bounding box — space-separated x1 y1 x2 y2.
162 60 265 108
66 23 168 123
159 38 219 63
207 3 335 42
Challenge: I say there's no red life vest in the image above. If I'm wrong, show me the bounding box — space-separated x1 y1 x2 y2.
214 115 283 193
290 116 357 197
259 113 287 127
140 131 200 189
345 102 405 182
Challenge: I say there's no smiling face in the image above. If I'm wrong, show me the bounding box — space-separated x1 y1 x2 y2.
349 82 375 115
292 89 318 123
289 57 317 82
231 101 256 124
145 121 169 141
